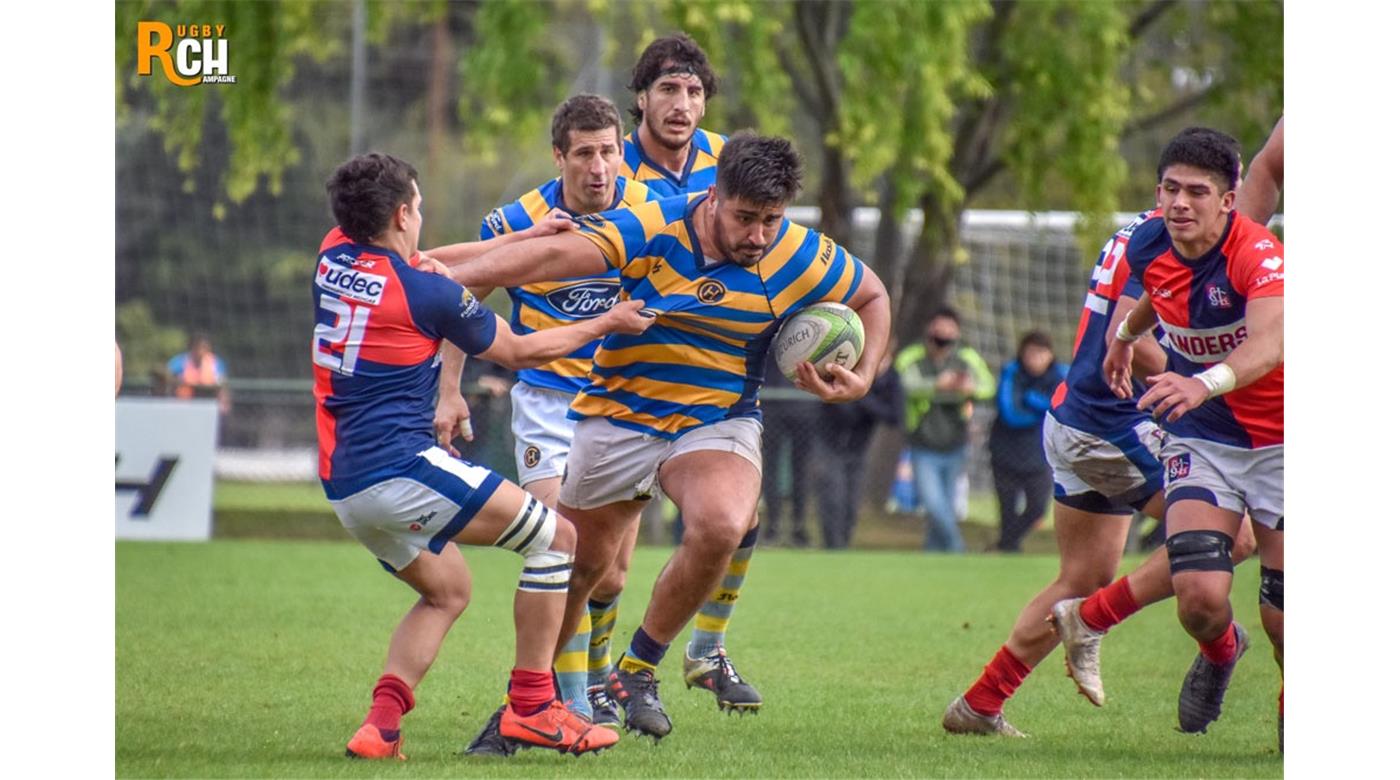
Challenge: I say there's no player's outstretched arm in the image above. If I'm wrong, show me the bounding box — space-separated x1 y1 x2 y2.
1137 295 1281 423
793 265 891 403
476 299 656 370
426 211 577 268
1103 294 1158 398
1236 117 1284 225
450 231 609 292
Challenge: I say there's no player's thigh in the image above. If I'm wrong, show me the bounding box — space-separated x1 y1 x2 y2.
558 498 648 576
449 477 570 549
395 544 472 608
1253 519 1282 571
1052 500 1131 587
523 477 562 509
659 419 763 533
511 383 576 488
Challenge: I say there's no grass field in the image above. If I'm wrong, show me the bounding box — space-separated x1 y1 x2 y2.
117 539 1282 778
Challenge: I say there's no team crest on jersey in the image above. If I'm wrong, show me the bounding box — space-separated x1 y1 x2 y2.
544 281 619 318
697 280 726 304
459 290 481 318
317 259 386 304
1206 284 1232 308
1165 454 1192 483
523 446 542 469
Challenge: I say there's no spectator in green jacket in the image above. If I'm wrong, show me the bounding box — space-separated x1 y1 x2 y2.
896 307 995 552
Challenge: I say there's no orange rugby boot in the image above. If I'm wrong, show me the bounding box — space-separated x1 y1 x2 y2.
345 723 405 760
499 700 620 756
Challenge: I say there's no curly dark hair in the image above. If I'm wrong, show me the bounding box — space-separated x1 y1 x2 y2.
551 94 624 154
325 152 418 244
626 32 718 124
1157 127 1241 192
714 131 802 206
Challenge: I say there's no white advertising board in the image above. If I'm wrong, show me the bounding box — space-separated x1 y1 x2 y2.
116 398 218 540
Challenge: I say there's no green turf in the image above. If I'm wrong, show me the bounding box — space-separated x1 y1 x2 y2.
117 540 1281 778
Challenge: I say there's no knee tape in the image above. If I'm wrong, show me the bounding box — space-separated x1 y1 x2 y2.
1166 530 1235 575
494 497 572 592
1259 566 1283 611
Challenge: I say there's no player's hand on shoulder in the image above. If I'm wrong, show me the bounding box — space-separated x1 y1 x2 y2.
1103 340 1136 399
434 392 473 456
795 361 870 403
1137 371 1208 423
414 253 452 277
522 209 579 239
601 299 658 335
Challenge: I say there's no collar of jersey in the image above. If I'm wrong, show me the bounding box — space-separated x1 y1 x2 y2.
545 176 628 217
630 128 700 188
1170 210 1235 265
328 236 406 267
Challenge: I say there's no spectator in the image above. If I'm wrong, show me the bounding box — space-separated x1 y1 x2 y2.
896 307 994 553
760 355 819 546
167 332 229 414
989 330 1067 552
817 346 903 549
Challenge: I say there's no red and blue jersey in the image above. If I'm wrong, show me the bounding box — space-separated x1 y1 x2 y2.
1128 212 1284 448
1050 209 1167 435
312 227 498 497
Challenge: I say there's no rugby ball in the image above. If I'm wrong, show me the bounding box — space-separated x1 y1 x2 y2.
772 302 865 382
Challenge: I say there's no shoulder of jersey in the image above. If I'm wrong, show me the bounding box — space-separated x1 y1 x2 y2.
694 128 727 155
1125 211 1170 267
618 177 659 206
1230 213 1283 256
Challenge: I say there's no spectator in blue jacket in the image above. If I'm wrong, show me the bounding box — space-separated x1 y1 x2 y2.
989 330 1067 552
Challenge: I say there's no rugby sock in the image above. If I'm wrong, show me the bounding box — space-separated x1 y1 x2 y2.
1079 576 1142 632
963 645 1031 717
587 596 620 688
507 668 555 716
618 626 668 674
365 673 414 734
688 526 759 658
553 612 592 718
1199 623 1239 666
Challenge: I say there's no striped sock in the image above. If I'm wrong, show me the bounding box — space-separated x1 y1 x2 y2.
618 626 668 674
553 612 591 718
587 596 620 689
688 526 758 658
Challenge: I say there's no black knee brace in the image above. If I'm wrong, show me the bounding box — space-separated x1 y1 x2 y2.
1166 530 1235 575
1259 566 1283 611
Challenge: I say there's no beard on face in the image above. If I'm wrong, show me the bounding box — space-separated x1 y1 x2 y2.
646 110 694 152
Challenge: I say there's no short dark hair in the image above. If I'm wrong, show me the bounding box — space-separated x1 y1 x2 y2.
325 152 419 244
1018 329 1054 357
551 94 624 155
627 32 719 124
1157 127 1241 192
929 306 960 326
714 131 802 206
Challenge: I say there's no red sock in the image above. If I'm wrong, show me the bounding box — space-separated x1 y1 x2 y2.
1199 624 1238 665
364 673 414 733
508 668 555 716
1080 576 1142 633
963 646 1032 717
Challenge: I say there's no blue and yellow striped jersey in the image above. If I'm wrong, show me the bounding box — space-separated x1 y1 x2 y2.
480 176 659 393
620 128 727 197
569 194 866 439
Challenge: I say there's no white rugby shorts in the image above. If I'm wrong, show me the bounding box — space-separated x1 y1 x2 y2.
1043 414 1167 512
1162 436 1283 530
510 382 578 486
558 417 763 510
329 447 504 571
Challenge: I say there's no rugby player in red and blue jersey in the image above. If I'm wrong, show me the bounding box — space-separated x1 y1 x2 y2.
1104 128 1283 740
318 153 654 760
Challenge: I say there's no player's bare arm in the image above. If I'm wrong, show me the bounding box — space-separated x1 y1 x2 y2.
1235 117 1284 225
1137 294 1282 422
1103 293 1158 399
433 346 471 455
792 266 891 403
450 231 609 291
476 299 655 370
427 211 578 267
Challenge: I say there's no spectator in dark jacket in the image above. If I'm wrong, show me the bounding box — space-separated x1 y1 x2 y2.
989 330 1067 552
816 349 903 549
